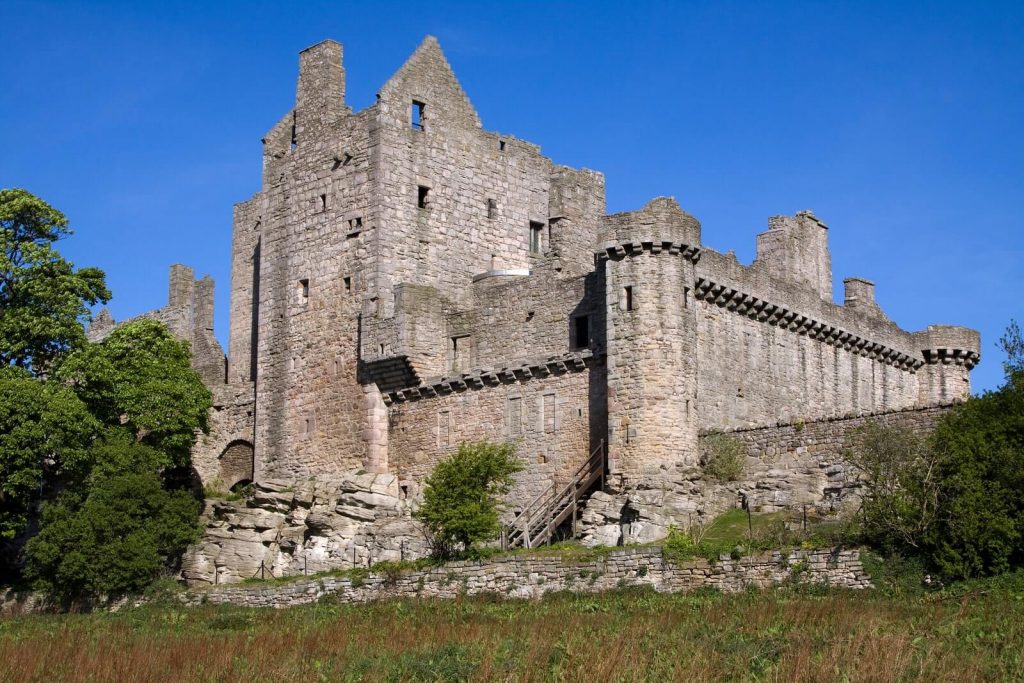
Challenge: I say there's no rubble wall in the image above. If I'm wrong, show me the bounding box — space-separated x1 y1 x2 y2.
581 405 951 547
180 546 871 608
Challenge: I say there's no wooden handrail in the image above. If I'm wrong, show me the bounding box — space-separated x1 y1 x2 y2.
503 440 605 549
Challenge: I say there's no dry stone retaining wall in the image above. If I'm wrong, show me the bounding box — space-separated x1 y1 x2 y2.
180 546 870 609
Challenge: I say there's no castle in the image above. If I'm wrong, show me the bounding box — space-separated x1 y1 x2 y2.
95 37 980 577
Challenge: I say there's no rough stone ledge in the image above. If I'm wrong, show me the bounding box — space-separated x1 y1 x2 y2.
384 349 595 405
177 546 870 610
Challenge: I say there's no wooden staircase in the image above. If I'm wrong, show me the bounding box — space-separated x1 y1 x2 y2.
502 440 606 550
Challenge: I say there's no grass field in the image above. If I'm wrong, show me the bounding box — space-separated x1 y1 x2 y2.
2 571 1023 682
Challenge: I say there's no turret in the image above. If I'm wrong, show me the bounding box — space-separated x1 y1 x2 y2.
913 325 981 403
598 198 702 478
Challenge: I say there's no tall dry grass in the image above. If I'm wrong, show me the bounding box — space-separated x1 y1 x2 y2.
1 585 1022 682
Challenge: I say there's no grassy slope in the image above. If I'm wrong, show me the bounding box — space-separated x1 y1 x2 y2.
2 577 1023 682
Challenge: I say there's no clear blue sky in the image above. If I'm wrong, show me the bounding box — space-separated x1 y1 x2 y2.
2 1 1021 393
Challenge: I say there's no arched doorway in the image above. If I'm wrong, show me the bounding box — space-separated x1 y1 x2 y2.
218 440 254 490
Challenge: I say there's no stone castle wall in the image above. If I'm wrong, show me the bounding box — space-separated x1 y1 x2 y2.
180 546 871 608
94 37 982 566
580 405 950 547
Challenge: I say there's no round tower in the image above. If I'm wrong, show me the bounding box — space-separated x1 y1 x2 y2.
598 198 702 482
913 325 981 404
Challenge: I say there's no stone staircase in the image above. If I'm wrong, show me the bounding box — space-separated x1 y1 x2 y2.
502 440 606 549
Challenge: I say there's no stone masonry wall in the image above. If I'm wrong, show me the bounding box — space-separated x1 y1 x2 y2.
580 405 950 547
180 546 870 609
387 361 603 506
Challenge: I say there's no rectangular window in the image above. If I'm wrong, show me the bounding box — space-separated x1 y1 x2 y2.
438 410 451 446
418 186 430 209
298 279 309 304
487 198 497 219
684 286 691 309
529 221 543 254
320 194 327 211
450 335 469 373
623 286 634 311
507 397 522 436
573 315 590 349
499 140 506 152
543 394 556 434
343 276 351 292
411 100 425 131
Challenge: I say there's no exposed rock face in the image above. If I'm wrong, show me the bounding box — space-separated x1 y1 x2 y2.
181 475 429 586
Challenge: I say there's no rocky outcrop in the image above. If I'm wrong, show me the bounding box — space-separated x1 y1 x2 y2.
181 474 430 586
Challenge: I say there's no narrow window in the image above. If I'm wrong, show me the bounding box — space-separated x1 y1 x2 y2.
508 397 522 436
343 276 351 292
298 279 309 304
684 286 691 309
304 416 313 435
529 221 544 254
487 198 497 219
543 394 556 434
623 286 634 311
438 410 451 446
499 140 506 152
320 194 327 211
573 316 590 349
411 100 425 131
417 186 430 209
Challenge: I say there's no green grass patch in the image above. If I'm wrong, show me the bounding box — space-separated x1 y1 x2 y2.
3 575 1024 681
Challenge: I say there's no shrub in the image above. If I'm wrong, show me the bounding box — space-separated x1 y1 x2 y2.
415 441 523 557
843 421 939 554
700 434 746 482
24 437 202 599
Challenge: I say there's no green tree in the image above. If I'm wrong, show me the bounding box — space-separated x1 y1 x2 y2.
25 436 202 598
845 321 1024 580
415 441 523 555
844 421 940 554
925 374 1024 579
56 319 212 467
0 189 110 373
0 366 100 540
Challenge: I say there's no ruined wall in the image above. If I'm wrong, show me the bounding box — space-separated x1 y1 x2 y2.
695 299 921 430
580 405 951 547
690 246 974 433
248 42 379 480
372 38 556 316
89 264 227 387
180 546 871 604
387 359 602 506
191 383 257 487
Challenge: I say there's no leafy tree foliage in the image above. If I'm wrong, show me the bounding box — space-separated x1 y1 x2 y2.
0 366 100 540
0 189 110 372
57 319 212 467
847 321 1024 580
415 441 523 555
845 422 940 554
25 436 202 598
925 374 1024 579
700 434 746 482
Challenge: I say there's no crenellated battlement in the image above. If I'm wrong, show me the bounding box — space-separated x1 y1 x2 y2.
115 36 979 522
694 277 924 372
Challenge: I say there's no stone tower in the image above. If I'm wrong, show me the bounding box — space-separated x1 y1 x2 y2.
600 198 703 477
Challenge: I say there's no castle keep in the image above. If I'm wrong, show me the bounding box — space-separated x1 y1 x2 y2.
97 37 980 579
